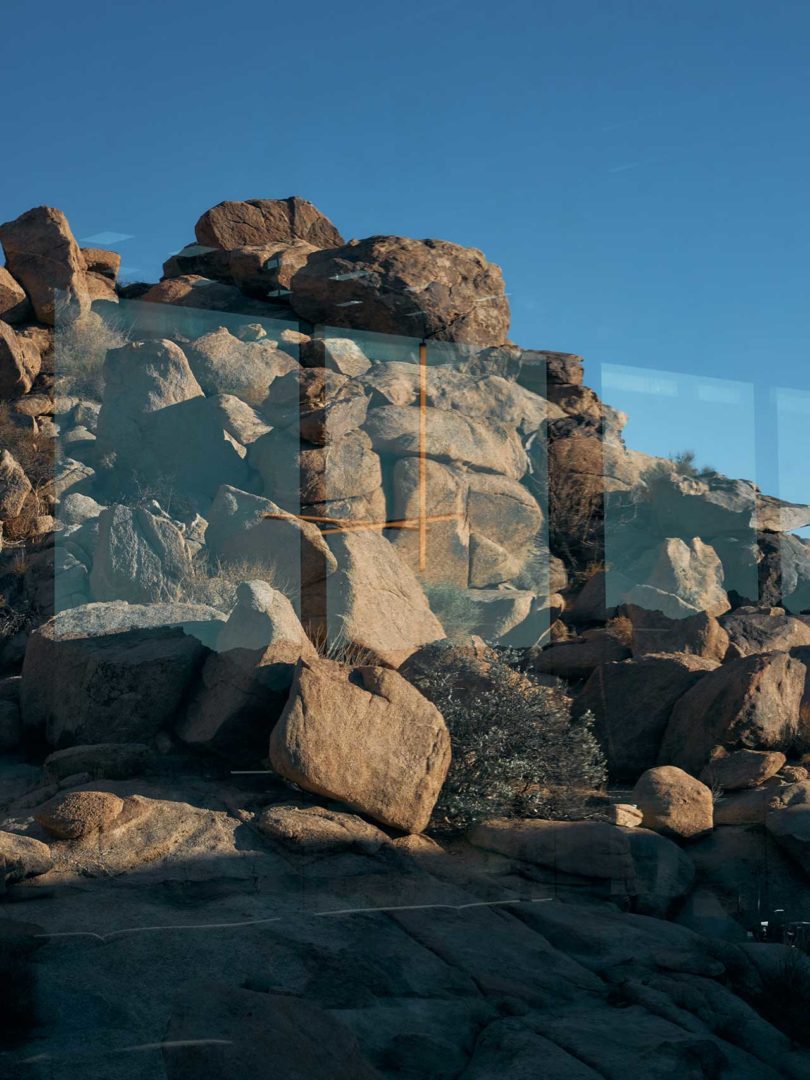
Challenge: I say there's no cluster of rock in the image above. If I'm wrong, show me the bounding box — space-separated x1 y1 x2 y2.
0 195 810 1075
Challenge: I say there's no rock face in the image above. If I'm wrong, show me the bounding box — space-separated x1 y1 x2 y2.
574 653 716 779
194 196 344 249
720 605 810 656
0 205 91 323
43 742 153 782
632 766 714 839
21 602 224 748
289 236 510 346
660 649 809 773
0 319 41 396
269 658 451 832
0 267 31 324
255 804 390 854
163 982 380 1080
625 605 730 662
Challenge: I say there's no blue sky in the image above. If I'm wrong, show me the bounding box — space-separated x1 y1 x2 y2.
2 0 809 497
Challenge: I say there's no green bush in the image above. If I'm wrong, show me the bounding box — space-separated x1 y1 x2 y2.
411 647 607 828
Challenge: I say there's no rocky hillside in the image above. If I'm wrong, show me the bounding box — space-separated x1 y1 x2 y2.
0 196 809 1077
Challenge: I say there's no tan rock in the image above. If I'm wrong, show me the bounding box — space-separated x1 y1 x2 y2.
0 266 31 324
660 649 809 774
573 652 716 780
290 235 509 347
530 632 631 681
35 790 124 839
720 605 810 656
0 206 91 324
269 658 451 832
227 240 316 296
0 830 52 885
323 529 445 667
0 449 32 520
602 803 644 827
468 818 636 883
185 326 298 400
255 804 389 853
700 747 786 791
640 537 730 617
0 320 41 397
625 604 730 662
632 766 713 839
300 336 371 376
713 782 781 826
80 247 121 278
195 196 344 249
364 404 527 481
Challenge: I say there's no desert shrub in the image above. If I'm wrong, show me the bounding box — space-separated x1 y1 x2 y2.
54 309 128 400
175 554 295 612
668 450 718 481
423 582 479 642
306 623 376 667
0 405 54 489
411 647 607 829
606 614 634 646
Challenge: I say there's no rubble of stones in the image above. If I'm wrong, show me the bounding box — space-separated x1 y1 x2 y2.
0 196 809 1077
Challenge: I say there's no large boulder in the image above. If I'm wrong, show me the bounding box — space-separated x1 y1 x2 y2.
0 206 90 324
20 601 224 748
660 649 810 773
249 427 382 508
205 486 337 594
184 326 298 401
255 804 390 854
632 766 714 839
0 267 31 324
290 235 510 346
322 529 445 666
624 604 730 662
269 657 451 832
530 632 631 680
35 790 125 839
89 504 193 604
227 239 316 296
263 366 370 445
140 394 265 501
700 747 787 791
720 605 810 657
194 196 344 249
0 449 32 520
573 653 717 779
96 338 204 463
43 742 153 782
765 803 810 876
0 831 52 887
178 583 317 760
632 537 730 618
0 320 41 397
364 405 527 481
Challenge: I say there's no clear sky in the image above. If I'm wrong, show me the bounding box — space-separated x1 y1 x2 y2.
2 0 809 495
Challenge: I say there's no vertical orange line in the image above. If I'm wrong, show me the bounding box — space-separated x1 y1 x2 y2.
418 340 428 571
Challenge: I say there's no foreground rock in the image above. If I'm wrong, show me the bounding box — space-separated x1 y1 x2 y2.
21 602 224 747
0 829 52 887
0 319 40 396
256 804 390 854
43 743 153 782
632 766 713 839
269 658 451 832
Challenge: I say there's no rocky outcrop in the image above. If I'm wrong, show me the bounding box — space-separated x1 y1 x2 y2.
269 658 451 832
0 206 91 324
89 504 193 604
194 196 344 250
289 236 510 346
660 649 810 773
0 319 40 396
